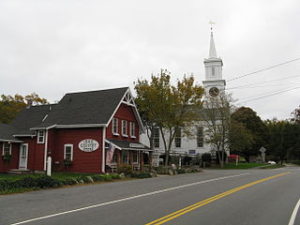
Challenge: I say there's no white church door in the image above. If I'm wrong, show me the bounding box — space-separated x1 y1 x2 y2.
19 144 28 169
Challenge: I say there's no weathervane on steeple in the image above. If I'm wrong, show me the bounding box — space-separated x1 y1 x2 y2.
209 20 215 32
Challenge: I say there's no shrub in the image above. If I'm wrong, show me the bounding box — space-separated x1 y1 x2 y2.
131 172 152 179
117 164 132 175
110 173 121 179
201 153 212 162
176 168 186 174
35 176 62 188
91 175 105 182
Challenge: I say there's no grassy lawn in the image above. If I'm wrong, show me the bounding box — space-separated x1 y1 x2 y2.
0 172 122 195
0 172 94 181
260 164 285 169
211 162 268 169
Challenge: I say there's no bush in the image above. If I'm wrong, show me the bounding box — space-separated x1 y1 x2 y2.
131 172 152 179
117 164 132 175
201 153 212 162
176 168 186 174
35 176 62 188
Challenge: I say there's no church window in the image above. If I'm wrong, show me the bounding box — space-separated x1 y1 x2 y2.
197 127 204 147
153 127 160 148
175 128 181 148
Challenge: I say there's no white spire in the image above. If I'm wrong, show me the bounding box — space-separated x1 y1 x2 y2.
209 31 217 58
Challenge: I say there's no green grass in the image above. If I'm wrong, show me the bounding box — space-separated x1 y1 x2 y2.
260 164 285 169
0 172 94 181
211 163 267 169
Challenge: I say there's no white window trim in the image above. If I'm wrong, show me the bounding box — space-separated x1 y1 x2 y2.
112 118 119 136
64 144 73 161
2 142 12 155
37 130 45 144
130 122 136 138
122 120 128 137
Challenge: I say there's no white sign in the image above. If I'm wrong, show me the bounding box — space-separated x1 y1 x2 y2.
129 143 144 148
78 139 99 152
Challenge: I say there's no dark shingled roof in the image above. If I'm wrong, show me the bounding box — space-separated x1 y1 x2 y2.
36 87 129 128
0 87 137 141
11 104 55 134
0 124 20 142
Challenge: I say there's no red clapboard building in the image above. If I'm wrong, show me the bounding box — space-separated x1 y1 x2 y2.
0 87 150 173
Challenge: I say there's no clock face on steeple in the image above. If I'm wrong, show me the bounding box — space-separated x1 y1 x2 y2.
209 87 219 97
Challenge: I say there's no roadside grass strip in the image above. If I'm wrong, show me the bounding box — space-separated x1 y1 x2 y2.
145 172 290 225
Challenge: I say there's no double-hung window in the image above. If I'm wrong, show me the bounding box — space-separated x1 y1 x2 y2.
130 122 136 138
153 127 160 148
112 118 119 135
37 130 45 144
2 143 12 155
175 128 181 148
197 127 204 147
122 120 128 137
64 144 73 161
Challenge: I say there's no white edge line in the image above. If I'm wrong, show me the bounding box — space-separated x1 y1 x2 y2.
288 198 300 225
10 173 249 225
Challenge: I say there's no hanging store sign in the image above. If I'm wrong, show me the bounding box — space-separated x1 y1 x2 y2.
78 139 99 152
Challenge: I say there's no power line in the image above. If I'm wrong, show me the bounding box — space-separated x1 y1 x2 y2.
238 87 300 104
226 74 300 90
228 83 300 90
227 58 300 82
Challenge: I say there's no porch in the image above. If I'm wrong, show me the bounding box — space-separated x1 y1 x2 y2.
105 139 152 173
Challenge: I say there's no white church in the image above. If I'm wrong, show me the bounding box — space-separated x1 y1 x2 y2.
141 29 227 166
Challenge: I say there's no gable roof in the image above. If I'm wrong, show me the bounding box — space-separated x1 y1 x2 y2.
33 87 130 129
0 87 145 141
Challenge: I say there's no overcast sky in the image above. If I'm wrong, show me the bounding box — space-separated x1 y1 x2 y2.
0 0 299 120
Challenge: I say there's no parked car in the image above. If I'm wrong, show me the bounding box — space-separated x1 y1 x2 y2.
267 161 276 165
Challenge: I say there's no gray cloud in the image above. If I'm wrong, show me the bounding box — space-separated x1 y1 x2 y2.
0 0 299 119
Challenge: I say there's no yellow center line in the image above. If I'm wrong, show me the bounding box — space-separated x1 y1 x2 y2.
145 172 290 225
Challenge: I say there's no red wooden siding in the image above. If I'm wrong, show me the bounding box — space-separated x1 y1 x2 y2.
106 103 140 142
0 142 19 172
50 128 103 173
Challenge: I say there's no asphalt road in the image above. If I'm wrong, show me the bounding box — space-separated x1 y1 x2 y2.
1 167 300 225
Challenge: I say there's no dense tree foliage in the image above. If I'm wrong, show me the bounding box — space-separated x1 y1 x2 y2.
134 69 204 166
230 107 268 162
0 93 48 124
265 119 300 163
229 119 254 156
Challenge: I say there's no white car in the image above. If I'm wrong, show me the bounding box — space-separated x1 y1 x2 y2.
267 161 276 165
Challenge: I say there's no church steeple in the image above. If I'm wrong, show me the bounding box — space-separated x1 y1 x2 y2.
209 32 217 58
203 25 226 96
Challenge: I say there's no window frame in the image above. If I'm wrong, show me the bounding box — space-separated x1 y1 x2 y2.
121 120 128 137
153 127 160 148
64 144 73 161
112 118 119 136
37 130 45 144
130 122 136 138
2 143 12 156
197 127 204 147
175 127 181 148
